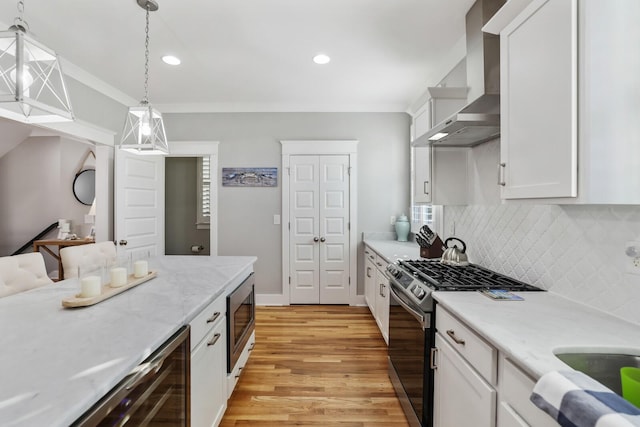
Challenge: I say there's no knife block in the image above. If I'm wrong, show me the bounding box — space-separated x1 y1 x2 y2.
419 236 444 259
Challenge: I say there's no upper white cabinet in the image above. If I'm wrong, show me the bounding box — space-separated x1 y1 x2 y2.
497 0 640 203
500 0 577 199
411 89 469 206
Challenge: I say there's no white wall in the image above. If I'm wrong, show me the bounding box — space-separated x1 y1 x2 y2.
165 112 411 296
0 136 97 272
442 138 640 326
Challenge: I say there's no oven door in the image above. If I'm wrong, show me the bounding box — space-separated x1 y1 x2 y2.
388 282 433 427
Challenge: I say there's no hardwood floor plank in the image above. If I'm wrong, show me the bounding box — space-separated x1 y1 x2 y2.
220 305 409 426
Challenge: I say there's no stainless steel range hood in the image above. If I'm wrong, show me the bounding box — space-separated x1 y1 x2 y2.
414 0 505 147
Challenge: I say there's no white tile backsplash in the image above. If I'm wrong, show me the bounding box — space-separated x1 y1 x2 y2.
444 204 640 325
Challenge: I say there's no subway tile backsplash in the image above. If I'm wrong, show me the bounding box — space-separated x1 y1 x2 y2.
444 204 640 325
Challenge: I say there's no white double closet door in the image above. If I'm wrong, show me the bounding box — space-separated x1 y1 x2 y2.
289 155 350 304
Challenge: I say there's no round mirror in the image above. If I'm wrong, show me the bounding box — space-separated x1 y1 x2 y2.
73 169 96 205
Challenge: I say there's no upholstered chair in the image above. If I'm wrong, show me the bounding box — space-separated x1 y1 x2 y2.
0 253 53 298
60 241 117 279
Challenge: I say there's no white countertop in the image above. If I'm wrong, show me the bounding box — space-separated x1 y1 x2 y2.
0 255 256 427
363 237 421 263
433 291 640 380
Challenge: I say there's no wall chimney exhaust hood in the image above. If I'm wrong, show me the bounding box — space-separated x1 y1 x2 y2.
413 0 505 147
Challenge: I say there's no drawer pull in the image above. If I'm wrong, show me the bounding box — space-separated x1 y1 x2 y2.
248 342 255 352
235 366 243 379
446 329 466 345
430 347 438 370
207 333 221 347
206 311 221 323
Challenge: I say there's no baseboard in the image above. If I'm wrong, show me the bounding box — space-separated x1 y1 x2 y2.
256 293 288 306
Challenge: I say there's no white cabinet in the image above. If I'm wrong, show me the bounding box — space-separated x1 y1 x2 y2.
498 0 640 204
364 247 376 314
363 245 389 344
190 294 227 427
374 266 389 344
500 0 577 199
497 357 559 427
434 306 559 427
412 146 432 204
433 333 497 427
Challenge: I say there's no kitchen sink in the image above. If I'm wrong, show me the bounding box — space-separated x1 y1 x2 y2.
554 350 640 395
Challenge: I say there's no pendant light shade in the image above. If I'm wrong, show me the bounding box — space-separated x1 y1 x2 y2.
0 2 73 123
119 0 169 155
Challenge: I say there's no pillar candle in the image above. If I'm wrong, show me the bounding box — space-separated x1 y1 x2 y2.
80 276 101 298
134 260 148 278
110 267 127 287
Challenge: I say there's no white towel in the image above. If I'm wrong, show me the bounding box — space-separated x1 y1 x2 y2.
530 370 640 427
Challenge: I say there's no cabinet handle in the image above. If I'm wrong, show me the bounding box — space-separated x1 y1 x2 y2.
376 262 383 267
366 267 372 278
423 180 430 195
235 366 243 379
498 162 506 186
446 329 466 345
430 347 438 370
207 333 221 347
381 284 386 297
369 255 375 260
248 342 255 352
206 311 221 323
379 283 383 296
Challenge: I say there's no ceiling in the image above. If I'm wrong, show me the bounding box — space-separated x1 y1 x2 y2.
0 0 475 114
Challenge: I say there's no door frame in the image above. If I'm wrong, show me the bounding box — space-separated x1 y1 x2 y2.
280 140 358 306
166 141 220 255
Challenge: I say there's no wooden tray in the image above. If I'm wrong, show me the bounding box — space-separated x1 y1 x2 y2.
62 271 157 308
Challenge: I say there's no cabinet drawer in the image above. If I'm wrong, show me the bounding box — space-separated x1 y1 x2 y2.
437 307 497 385
499 358 559 427
374 253 387 272
190 294 226 351
498 402 529 427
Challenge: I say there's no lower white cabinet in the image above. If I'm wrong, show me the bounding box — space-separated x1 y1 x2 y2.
190 294 227 427
364 248 377 314
227 331 256 398
374 267 389 344
433 333 496 427
497 357 559 427
363 245 389 344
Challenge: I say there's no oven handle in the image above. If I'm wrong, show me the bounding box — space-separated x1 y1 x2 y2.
389 284 428 329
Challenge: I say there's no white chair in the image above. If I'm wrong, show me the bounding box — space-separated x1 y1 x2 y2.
60 241 117 279
0 253 53 298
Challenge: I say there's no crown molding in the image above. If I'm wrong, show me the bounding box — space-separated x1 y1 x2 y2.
155 102 409 114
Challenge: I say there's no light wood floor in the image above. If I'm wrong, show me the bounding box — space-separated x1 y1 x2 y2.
220 305 410 427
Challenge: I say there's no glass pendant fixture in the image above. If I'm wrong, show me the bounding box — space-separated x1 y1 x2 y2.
119 0 169 155
0 0 74 123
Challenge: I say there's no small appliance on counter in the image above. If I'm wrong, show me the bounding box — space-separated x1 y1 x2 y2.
415 225 444 259
440 237 469 266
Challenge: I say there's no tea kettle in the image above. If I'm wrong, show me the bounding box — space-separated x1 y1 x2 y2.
441 237 469 266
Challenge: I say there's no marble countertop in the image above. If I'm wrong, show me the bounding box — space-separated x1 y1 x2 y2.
363 235 421 263
433 291 640 380
0 255 256 427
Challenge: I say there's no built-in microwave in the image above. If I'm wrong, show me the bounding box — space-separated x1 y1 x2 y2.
226 273 255 373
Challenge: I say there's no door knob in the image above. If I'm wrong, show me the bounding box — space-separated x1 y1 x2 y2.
119 240 128 246
313 237 319 242
320 237 326 242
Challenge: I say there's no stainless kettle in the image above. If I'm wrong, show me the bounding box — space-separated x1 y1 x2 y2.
440 237 469 266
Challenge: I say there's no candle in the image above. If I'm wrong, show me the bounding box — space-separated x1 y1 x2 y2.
110 267 127 287
80 276 101 298
134 260 148 278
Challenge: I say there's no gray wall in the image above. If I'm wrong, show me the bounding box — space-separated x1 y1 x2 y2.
165 157 210 255
165 112 411 296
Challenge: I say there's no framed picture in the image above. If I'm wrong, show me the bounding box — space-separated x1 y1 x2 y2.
222 167 278 187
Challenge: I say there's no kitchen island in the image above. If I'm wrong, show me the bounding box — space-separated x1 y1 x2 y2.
0 255 256 427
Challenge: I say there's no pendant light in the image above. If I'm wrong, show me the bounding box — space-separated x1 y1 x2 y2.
0 0 74 123
119 0 169 155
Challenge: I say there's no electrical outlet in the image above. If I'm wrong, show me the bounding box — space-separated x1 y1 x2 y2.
390 216 396 225
625 241 640 276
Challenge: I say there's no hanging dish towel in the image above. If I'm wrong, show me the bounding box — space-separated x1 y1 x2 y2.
530 370 640 427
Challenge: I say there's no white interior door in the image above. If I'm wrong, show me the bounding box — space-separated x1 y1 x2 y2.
318 155 350 304
115 150 165 258
289 155 350 304
289 156 320 304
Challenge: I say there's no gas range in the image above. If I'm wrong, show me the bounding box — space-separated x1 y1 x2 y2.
385 259 543 312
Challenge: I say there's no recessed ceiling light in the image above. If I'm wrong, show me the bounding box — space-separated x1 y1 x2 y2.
162 55 181 66
313 54 331 65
